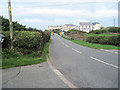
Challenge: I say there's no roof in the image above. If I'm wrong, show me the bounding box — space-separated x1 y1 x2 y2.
48 26 62 27
79 22 93 26
92 22 100 25
64 24 76 27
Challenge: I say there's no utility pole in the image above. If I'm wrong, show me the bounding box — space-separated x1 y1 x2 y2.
8 0 13 40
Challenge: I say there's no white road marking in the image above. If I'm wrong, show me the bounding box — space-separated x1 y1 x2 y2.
65 44 70 47
90 57 120 69
47 56 77 88
72 48 82 54
59 40 70 48
100 49 119 54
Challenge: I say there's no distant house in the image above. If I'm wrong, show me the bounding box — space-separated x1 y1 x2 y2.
92 22 103 30
79 22 93 32
79 22 103 32
47 26 62 31
62 24 77 32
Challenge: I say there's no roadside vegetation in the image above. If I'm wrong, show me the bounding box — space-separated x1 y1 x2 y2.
62 37 119 50
1 16 51 69
62 28 120 49
52 29 61 35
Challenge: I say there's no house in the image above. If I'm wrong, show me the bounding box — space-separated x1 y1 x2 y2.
62 24 77 32
47 26 62 31
79 22 93 32
92 22 103 30
79 22 103 32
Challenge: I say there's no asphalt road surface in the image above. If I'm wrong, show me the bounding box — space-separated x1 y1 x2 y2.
49 34 119 88
2 62 68 88
2 34 119 88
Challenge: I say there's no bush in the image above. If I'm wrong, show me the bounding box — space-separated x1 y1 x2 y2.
2 30 50 56
86 35 120 46
91 29 108 34
90 27 120 34
2 48 19 59
108 35 120 46
108 27 120 33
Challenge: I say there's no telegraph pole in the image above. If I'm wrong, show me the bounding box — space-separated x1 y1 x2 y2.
8 0 13 40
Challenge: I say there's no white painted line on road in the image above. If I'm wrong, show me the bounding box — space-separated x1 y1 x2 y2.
100 49 119 54
90 57 120 69
59 40 70 48
72 48 82 54
65 44 70 48
47 56 77 88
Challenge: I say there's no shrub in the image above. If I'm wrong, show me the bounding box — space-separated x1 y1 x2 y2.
2 48 19 59
108 35 120 46
86 35 120 46
108 27 120 33
14 31 43 49
2 30 50 56
91 29 108 34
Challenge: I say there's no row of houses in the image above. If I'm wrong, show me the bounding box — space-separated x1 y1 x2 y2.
47 22 103 33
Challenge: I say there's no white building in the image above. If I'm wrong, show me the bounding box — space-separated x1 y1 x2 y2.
47 26 62 31
79 22 93 32
79 22 103 32
62 24 77 32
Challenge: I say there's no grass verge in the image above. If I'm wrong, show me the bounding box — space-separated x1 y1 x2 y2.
62 37 119 50
2 40 51 69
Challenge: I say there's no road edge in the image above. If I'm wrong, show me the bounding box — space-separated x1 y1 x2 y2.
47 55 77 88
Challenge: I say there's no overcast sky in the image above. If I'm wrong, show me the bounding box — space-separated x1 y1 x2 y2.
1 0 119 30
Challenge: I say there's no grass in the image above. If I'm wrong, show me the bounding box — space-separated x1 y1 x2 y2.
2 40 51 69
86 33 118 37
62 37 119 50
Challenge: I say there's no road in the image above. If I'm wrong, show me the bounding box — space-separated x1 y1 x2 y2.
49 34 119 88
2 34 119 88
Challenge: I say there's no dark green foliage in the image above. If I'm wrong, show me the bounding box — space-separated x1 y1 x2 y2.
90 27 120 34
1 16 9 31
2 49 19 59
13 21 27 31
90 29 108 34
2 30 50 56
64 29 86 37
86 35 120 46
53 29 61 35
2 40 51 69
108 27 120 33
1 16 27 31
67 29 86 34
1 16 44 32
2 16 51 57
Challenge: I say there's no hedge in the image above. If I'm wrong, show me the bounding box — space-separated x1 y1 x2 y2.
2 31 50 56
90 27 120 34
86 35 120 46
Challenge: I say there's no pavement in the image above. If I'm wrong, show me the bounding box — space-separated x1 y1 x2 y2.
2 34 119 88
2 62 68 88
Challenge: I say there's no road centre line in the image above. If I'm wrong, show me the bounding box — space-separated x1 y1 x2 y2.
72 48 82 54
60 40 70 48
100 49 119 54
90 57 120 69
